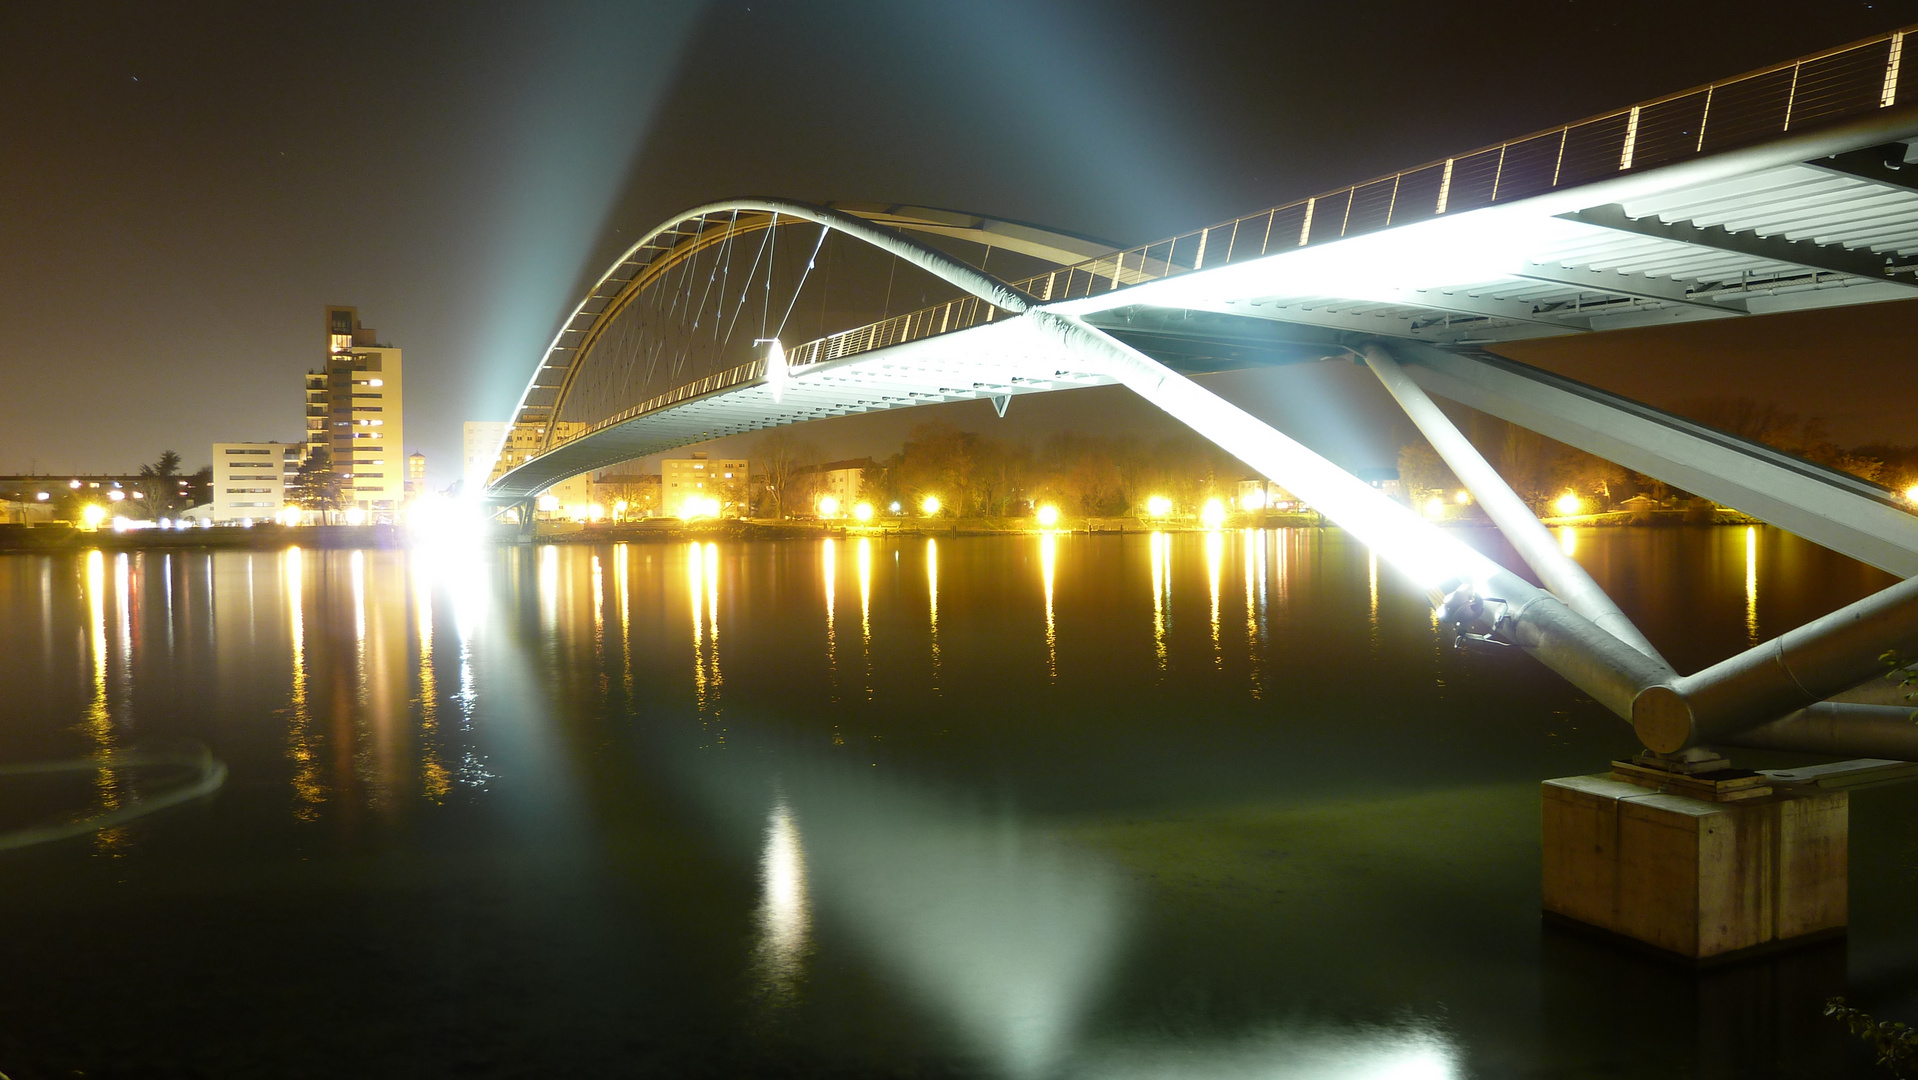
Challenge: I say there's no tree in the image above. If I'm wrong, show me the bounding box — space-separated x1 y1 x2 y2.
287 449 344 512
1397 443 1460 507
139 450 185 516
751 429 820 518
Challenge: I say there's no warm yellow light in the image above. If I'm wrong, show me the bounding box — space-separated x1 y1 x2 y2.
345 507 367 526
819 495 841 518
589 503 606 521
81 503 107 529
1455 490 1472 505
1553 493 1582 516
108 489 125 502
1905 484 1918 504
613 499 629 515
280 507 301 526
1200 497 1226 529
1424 497 1445 519
1145 494 1172 517
921 495 940 516
1242 487 1267 510
680 495 720 520
536 494 560 513
853 501 873 522
1036 504 1060 528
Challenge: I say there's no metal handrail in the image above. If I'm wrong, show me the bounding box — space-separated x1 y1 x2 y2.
1006 24 1912 306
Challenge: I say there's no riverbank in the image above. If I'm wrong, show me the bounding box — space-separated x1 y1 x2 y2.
0 506 1766 552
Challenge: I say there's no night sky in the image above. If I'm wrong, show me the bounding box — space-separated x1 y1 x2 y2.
5 1 1916 480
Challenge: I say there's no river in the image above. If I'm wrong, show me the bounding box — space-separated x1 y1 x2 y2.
0 526 1911 1078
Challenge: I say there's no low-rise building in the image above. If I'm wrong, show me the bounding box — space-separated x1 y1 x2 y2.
212 442 299 522
796 458 871 516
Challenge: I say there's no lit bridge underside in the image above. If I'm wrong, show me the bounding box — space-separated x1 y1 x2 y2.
492 26 1918 761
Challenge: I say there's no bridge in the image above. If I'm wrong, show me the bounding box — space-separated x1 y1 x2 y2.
487 23 1918 912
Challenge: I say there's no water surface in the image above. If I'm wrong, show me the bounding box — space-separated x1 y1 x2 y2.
0 527 1911 1078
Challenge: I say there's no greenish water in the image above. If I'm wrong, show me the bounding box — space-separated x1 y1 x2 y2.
0 526 1912 1078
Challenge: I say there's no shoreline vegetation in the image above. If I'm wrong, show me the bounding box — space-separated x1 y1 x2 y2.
0 505 1764 554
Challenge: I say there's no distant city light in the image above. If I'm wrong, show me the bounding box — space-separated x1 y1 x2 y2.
613 499 629 517
819 495 841 517
536 494 560 513
81 504 106 528
1036 504 1060 528
34 491 48 501
853 501 874 522
1424 497 1445 519
1145 494 1172 517
1906 484 1918 504
108 489 125 502
920 495 940 516
1455 490 1472 505
1242 487 1267 510
888 501 901 514
680 495 720 519
1200 497 1226 529
68 479 80 489
1554 493 1583 516
345 507 367 526
279 508 302 526
112 515 133 532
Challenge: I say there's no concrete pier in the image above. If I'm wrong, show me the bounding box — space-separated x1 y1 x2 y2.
1542 769 1847 962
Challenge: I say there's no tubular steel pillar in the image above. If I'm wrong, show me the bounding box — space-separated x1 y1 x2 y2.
1361 342 1666 665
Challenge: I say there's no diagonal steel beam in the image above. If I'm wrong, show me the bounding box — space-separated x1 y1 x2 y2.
1390 341 1918 578
1562 203 1918 289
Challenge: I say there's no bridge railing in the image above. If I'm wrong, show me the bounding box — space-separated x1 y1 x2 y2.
1011 25 1911 305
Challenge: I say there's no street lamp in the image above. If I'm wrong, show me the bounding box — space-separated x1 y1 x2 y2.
1036 504 1060 528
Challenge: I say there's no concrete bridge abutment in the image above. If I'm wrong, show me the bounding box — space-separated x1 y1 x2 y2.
1542 756 1851 964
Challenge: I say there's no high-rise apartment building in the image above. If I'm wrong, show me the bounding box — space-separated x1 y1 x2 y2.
317 306 405 520
211 442 299 522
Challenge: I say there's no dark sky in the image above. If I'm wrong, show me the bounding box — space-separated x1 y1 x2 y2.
5 1 1916 480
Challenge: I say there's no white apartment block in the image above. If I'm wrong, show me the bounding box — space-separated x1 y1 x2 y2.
212 442 297 522
663 453 747 516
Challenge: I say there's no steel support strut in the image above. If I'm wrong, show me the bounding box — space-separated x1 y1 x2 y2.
1360 342 1667 665
1030 311 1672 718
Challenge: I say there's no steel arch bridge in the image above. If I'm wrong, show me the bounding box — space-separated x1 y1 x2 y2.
488 26 1918 763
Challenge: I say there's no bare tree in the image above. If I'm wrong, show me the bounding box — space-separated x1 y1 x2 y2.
752 428 820 518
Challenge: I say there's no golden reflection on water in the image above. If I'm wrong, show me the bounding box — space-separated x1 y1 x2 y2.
616 543 633 696
414 557 449 803
1038 531 1059 680
1149 532 1170 673
1745 526 1760 643
822 539 837 682
857 538 873 698
82 550 125 850
926 539 940 693
591 553 604 648
284 547 325 818
1558 526 1577 558
1205 529 1223 666
690 542 711 714
1244 529 1265 700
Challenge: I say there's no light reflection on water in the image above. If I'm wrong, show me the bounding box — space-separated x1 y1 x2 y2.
0 527 1898 1078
